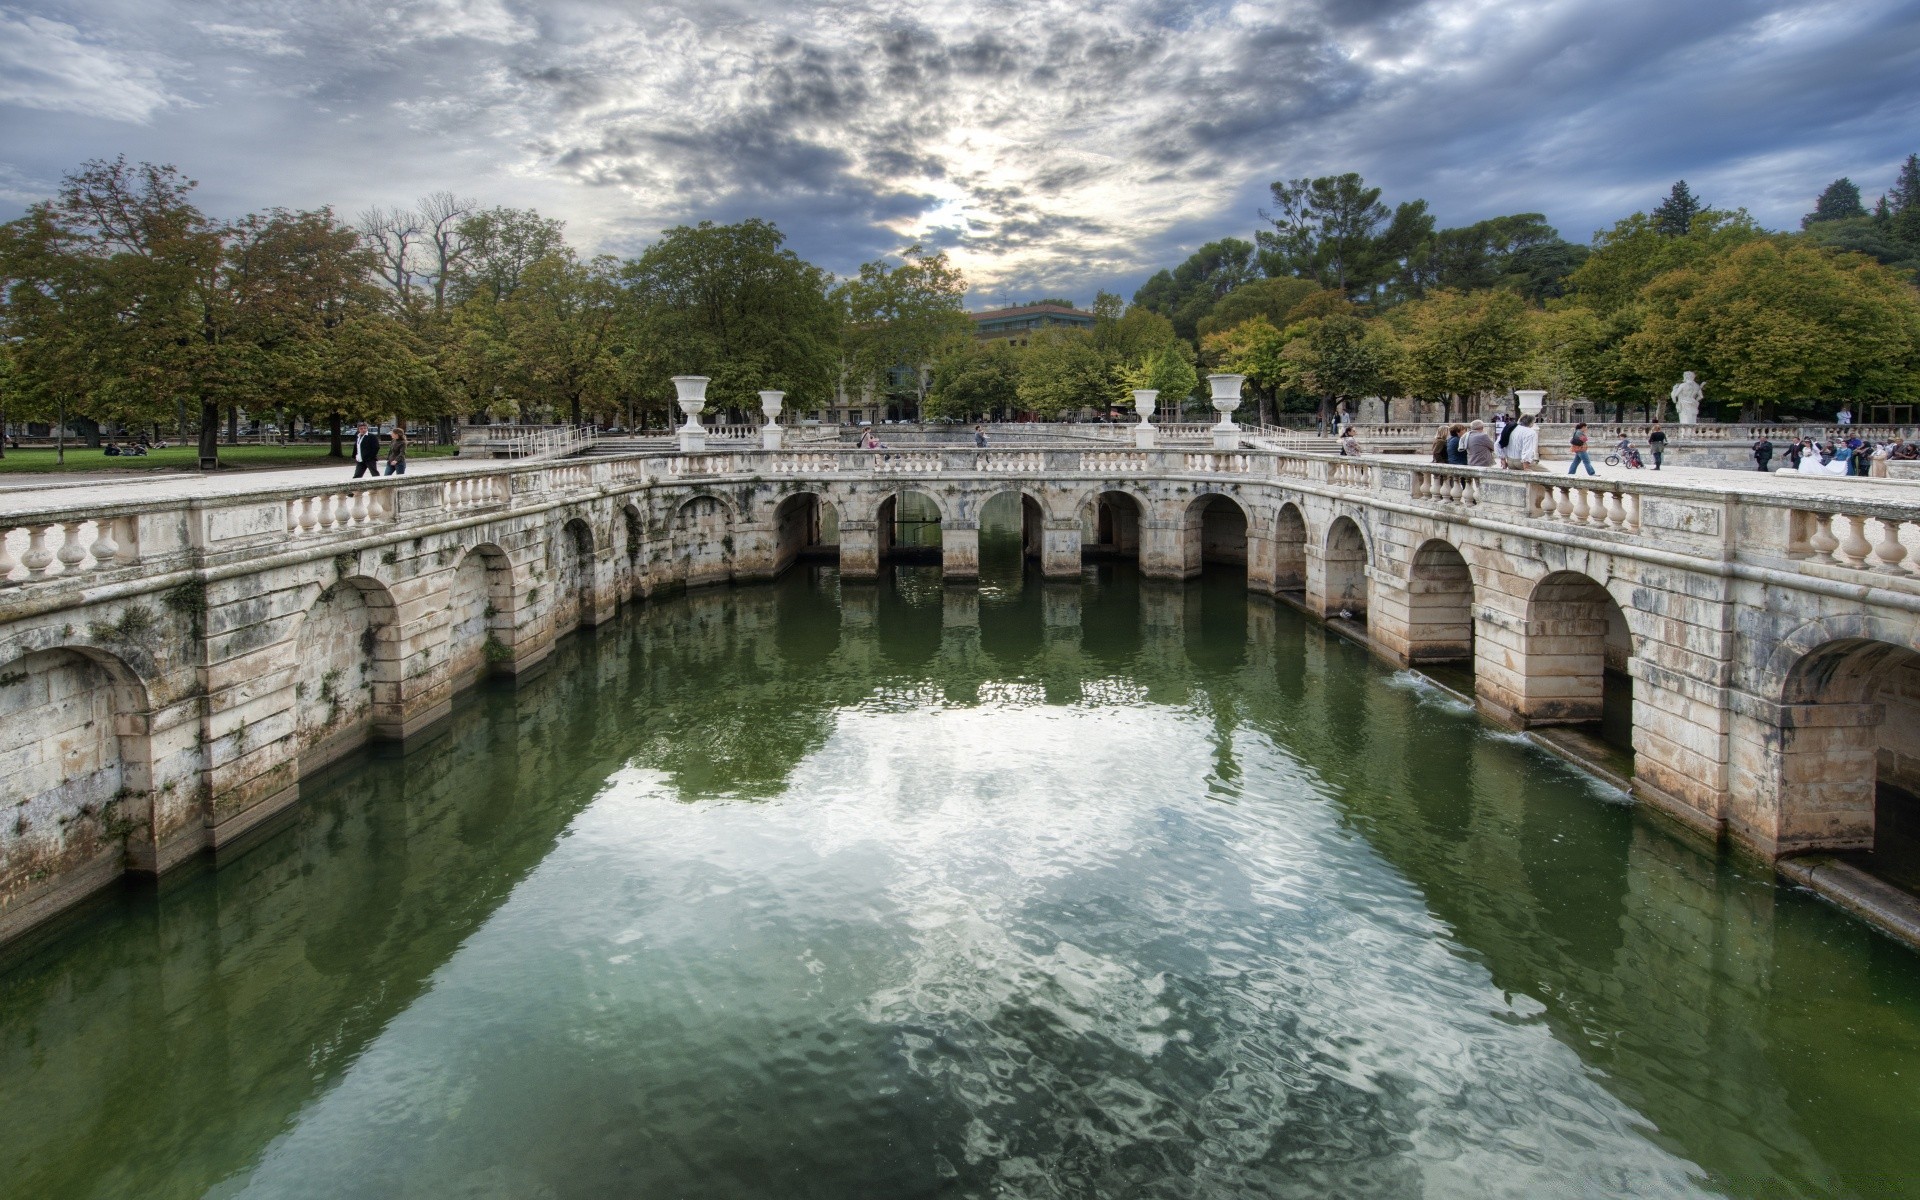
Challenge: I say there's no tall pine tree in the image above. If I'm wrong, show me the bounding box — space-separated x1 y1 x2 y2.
1887 153 1920 248
1652 180 1703 237
1803 178 1866 226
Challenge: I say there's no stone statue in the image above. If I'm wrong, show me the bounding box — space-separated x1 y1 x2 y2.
1670 372 1704 425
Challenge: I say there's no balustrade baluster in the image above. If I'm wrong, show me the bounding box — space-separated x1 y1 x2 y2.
1603 491 1625 528
1839 514 1874 567
352 490 371 525
57 522 87 571
1806 511 1840 562
1568 488 1589 524
114 517 139 564
89 520 119 568
1870 518 1912 574
22 524 53 577
0 525 16 581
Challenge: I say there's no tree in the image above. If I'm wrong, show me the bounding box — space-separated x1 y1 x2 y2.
1201 318 1293 410
1804 178 1867 227
927 338 1022 420
1193 277 1319 339
1014 328 1107 418
836 244 969 414
1625 238 1920 419
1518 306 1608 409
1257 173 1430 298
1885 153 1920 249
1567 208 1764 315
450 206 567 305
1117 342 1199 417
1130 238 1259 341
495 252 624 427
1021 297 1075 308
1092 300 1179 367
1278 314 1399 428
622 219 841 422
1391 289 1530 420
1395 213 1570 299
1652 180 1704 238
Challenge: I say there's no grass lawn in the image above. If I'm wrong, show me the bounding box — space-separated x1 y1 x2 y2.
0 443 460 475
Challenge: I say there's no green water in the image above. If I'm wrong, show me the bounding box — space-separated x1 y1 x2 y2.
5 549 1920 1198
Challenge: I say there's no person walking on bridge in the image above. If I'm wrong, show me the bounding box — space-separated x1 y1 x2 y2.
352 421 382 480
1567 422 1596 475
1753 436 1774 472
1647 421 1667 470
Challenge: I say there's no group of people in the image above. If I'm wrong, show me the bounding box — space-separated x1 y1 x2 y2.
1422 413 1559 472
1762 434 1917 477
351 421 409 477
101 438 151 457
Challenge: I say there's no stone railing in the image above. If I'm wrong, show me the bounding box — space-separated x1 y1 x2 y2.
1528 480 1644 533
10 444 1920 599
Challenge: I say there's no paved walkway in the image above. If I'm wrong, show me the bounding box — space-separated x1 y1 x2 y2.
0 456 497 516
4 449 1917 521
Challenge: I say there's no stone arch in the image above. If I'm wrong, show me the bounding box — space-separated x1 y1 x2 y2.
291 575 402 763
877 489 943 563
1323 516 1370 619
673 493 736 589
978 488 1044 563
1765 637 1920 856
445 543 515 686
1518 570 1634 733
1405 539 1474 663
771 491 839 575
1272 501 1308 591
1182 492 1249 575
1081 489 1146 561
0 644 152 901
618 501 647 600
552 516 597 633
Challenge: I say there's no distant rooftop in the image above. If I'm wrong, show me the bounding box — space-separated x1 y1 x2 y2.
970 303 1096 340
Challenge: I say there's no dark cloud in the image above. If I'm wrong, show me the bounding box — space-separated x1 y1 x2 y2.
0 0 1913 304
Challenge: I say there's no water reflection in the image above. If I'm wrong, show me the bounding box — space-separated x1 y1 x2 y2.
0 564 1917 1199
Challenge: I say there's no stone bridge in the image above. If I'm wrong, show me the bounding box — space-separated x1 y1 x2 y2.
4 444 1919 944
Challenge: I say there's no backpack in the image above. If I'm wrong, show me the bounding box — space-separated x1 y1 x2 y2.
1570 431 1587 449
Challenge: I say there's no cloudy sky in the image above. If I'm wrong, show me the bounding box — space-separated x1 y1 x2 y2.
1 0 1916 303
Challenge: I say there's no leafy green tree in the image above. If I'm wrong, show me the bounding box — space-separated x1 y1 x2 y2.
1567 207 1764 315
1201 318 1293 410
926 339 1022 420
1518 306 1608 409
622 219 841 422
1395 214 1581 300
1131 238 1259 341
1799 216 1920 280
488 252 624 427
1015 328 1107 418
1885 153 1920 249
1804 178 1867 226
1258 173 1431 298
1652 180 1704 238
836 244 969 414
450 207 568 305
1625 237 1920 419
1390 289 1530 420
1021 297 1076 308
1278 314 1399 428
1116 343 1200 416
1193 277 1320 339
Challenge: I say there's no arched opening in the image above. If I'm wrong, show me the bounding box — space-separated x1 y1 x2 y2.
876 491 942 565
1082 491 1144 562
1778 639 1920 873
772 492 839 576
619 503 646 603
0 646 149 891
978 491 1043 593
1324 517 1369 621
553 518 597 633
1183 493 1248 578
1273 503 1307 594
293 576 401 764
1523 571 1633 753
1406 539 1473 666
674 495 735 590
445 544 514 686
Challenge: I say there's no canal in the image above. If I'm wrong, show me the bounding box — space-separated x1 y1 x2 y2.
3 540 1920 1197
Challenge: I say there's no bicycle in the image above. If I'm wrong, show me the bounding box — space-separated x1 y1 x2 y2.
1604 447 1645 469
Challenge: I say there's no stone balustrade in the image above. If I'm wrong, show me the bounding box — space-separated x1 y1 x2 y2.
0 516 142 582
1789 506 1920 577
1528 480 1644 533
287 486 396 537
1412 469 1480 506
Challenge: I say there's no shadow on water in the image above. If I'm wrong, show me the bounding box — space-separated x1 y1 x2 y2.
2 563 1920 1198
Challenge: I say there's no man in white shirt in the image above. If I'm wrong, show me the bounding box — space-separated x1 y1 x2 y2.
1506 415 1540 470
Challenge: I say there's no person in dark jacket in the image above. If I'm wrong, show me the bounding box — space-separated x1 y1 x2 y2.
1445 423 1468 465
352 421 382 479
1647 422 1667 470
1753 436 1774 472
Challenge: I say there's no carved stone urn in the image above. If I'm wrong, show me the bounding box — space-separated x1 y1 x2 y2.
673 376 709 453
1515 389 1546 418
1132 389 1158 449
759 390 785 450
1207 374 1245 450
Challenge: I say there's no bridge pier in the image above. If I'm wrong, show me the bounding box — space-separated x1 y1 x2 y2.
942 524 979 580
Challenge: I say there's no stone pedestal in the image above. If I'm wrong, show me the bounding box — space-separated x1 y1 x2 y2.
1208 374 1244 450
674 376 709 453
